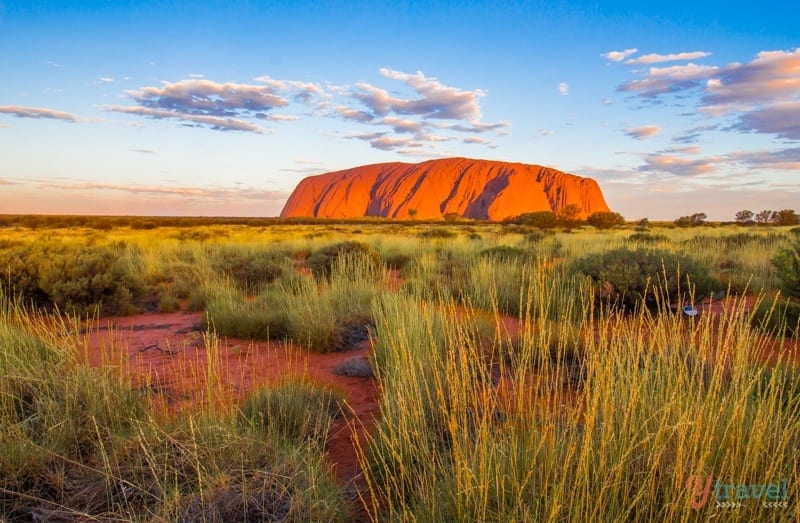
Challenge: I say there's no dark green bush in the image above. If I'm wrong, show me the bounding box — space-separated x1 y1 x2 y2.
572 247 718 310
507 211 559 229
479 245 527 260
0 245 49 306
383 252 413 270
750 295 800 338
0 244 146 315
772 239 800 300
210 249 285 291
626 232 669 244
587 211 625 229
307 241 379 279
39 245 147 315
417 229 457 239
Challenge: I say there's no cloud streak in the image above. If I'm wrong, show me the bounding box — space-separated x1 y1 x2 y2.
625 125 661 140
638 153 723 176
625 51 711 65
108 105 264 132
36 180 291 202
0 105 78 122
603 48 638 62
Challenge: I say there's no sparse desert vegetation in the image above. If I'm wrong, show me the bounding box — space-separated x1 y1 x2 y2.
0 217 798 521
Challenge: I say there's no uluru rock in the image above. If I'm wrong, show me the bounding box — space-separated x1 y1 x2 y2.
280 158 611 221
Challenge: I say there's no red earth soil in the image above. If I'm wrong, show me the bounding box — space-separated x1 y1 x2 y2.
80 311 379 490
78 295 796 521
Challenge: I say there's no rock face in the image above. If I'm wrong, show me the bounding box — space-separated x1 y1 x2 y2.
280 157 611 221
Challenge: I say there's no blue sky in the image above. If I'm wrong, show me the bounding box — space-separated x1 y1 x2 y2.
1 0 798 219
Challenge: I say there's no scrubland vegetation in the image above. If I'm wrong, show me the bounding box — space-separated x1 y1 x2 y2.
1 217 799 521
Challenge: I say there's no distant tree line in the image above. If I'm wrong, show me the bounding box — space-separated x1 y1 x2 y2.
672 209 799 227
733 209 799 226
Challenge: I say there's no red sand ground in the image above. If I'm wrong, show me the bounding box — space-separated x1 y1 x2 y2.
81 311 379 489
79 294 797 521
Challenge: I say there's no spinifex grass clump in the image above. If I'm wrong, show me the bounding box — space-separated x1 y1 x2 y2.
466 256 591 320
572 246 719 310
206 251 381 351
0 295 349 521
361 283 800 522
308 240 380 279
240 379 343 445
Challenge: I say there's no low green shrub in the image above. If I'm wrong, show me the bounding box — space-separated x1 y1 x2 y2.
479 245 527 260
626 232 668 244
239 380 343 445
210 248 285 291
307 241 379 279
572 247 718 310
772 238 800 299
417 229 457 239
750 294 800 338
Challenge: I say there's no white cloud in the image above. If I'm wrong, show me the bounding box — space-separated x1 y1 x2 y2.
0 105 78 122
602 48 638 62
558 82 569 96
618 63 719 97
97 77 115 83
638 153 723 176
625 125 661 140
625 51 711 65
108 105 264 133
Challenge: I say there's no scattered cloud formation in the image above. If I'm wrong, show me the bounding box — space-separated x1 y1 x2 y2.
331 67 507 151
625 51 711 65
97 77 115 83
536 129 555 138
368 67 484 120
253 75 325 104
108 105 264 132
625 125 661 140
335 105 374 122
602 98 612 106
379 116 423 134
729 147 800 170
36 179 291 202
558 82 569 95
603 48 638 62
733 101 800 139
110 79 292 132
106 69 505 152
701 49 800 111
0 105 78 122
671 124 719 144
614 48 800 142
130 148 156 154
618 63 719 98
463 136 496 147
638 152 723 176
